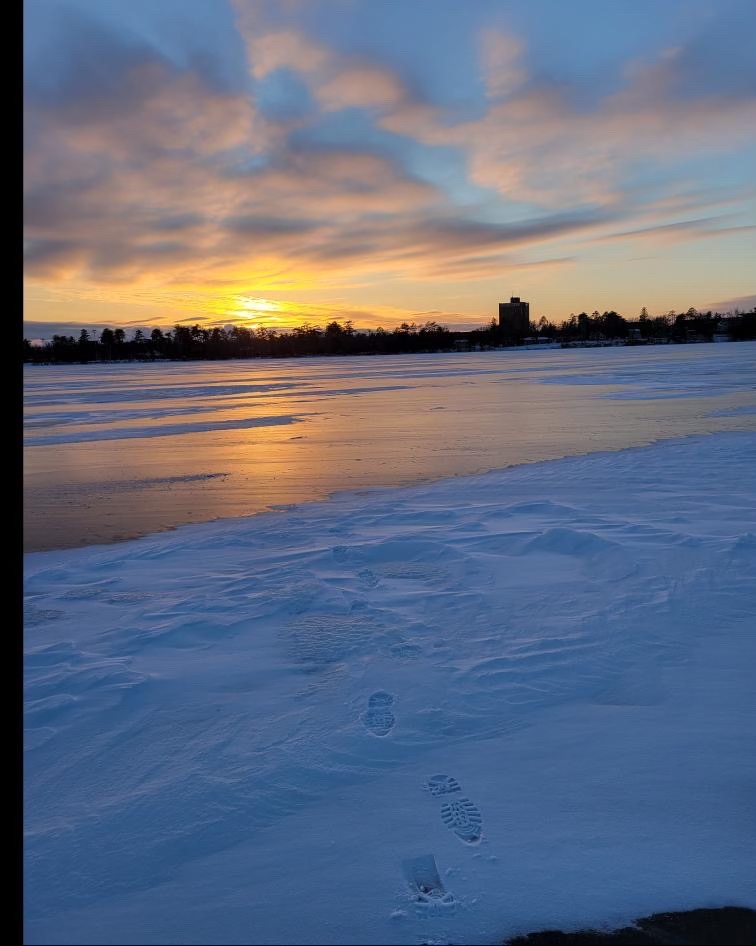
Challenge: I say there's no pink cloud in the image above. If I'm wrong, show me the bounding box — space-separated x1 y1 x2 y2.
317 64 406 111
479 28 526 100
242 28 330 79
234 12 411 116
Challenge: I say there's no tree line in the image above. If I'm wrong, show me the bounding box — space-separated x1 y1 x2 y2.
23 308 756 364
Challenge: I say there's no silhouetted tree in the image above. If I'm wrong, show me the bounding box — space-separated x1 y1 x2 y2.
77 329 93 363
728 308 756 340
25 300 755 365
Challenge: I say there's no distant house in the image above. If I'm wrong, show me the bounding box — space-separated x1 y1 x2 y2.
498 297 530 336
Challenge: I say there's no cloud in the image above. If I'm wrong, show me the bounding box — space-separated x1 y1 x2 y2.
479 28 526 100
25 8 455 294
149 213 206 232
277 209 601 286
24 3 755 326
415 254 575 281
244 28 330 79
24 239 87 278
698 293 756 313
235 13 412 116
316 64 406 112
381 27 756 209
621 3 756 103
595 216 742 244
23 320 155 341
221 215 318 236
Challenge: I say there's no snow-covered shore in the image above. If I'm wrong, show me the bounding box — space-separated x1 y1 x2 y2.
24 430 756 945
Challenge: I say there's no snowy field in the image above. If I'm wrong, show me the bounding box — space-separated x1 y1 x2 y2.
24 429 756 945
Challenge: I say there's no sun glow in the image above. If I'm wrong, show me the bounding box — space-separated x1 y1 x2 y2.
232 296 282 319
224 295 334 328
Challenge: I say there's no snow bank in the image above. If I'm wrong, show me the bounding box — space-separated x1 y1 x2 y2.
24 432 756 945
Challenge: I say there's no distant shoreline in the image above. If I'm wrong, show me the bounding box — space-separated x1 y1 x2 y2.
23 310 756 364
21 334 754 368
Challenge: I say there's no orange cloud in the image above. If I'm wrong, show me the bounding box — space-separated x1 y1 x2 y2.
24 11 755 330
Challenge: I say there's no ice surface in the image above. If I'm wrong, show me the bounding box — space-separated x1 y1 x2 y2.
23 430 756 945
24 345 756 446
24 345 756 553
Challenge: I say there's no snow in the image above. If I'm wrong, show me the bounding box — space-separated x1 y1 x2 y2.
24 423 756 945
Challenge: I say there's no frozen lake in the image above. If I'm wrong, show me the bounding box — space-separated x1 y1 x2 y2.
24 341 756 945
24 343 756 551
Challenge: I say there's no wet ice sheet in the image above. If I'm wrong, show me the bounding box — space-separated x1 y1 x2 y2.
23 344 756 551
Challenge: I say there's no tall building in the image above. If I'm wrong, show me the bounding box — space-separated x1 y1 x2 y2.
498 297 530 336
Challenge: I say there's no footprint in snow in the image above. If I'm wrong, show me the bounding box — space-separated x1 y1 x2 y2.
440 797 483 843
389 641 422 659
402 853 456 914
425 774 483 844
358 569 380 588
425 774 461 796
361 690 396 736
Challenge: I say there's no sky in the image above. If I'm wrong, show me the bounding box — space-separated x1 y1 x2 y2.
23 0 756 336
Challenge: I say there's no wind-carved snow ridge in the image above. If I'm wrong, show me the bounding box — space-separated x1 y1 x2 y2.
23 430 756 946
